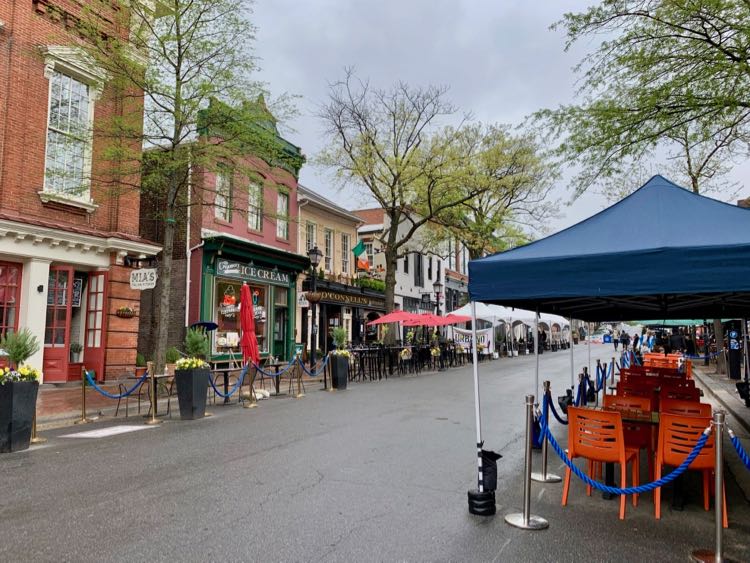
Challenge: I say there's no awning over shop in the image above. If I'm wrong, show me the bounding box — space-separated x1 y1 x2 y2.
469 176 750 321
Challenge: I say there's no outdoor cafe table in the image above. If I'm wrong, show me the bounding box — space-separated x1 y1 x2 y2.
127 373 172 417
262 361 295 395
210 366 244 404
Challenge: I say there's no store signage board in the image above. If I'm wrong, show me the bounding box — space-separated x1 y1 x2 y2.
317 290 385 309
130 268 158 290
215 259 290 286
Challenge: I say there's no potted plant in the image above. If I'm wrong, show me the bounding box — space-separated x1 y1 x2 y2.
173 356 210 420
330 327 349 390
165 346 181 375
135 353 147 377
69 342 83 363
0 328 41 453
115 306 136 319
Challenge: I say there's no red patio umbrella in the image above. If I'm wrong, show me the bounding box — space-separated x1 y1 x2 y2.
367 310 421 325
441 314 472 325
401 313 445 327
240 283 260 364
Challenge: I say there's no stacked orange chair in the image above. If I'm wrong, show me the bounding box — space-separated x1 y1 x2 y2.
562 407 640 519
654 413 728 527
603 394 655 479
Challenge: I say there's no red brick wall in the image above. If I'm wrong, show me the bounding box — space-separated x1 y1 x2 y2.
0 1 143 236
195 155 300 254
105 263 140 378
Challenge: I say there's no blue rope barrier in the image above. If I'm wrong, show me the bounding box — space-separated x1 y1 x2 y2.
729 430 750 471
298 355 330 377
685 351 723 360
540 395 710 495
208 364 248 398
547 390 568 425
251 359 298 378
84 370 149 399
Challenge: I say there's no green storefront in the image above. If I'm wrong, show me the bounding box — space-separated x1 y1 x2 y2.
200 237 308 362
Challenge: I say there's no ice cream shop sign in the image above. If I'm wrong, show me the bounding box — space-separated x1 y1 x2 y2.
215 259 290 286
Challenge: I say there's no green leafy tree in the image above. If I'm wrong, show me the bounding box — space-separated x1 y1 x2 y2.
319 71 498 339
426 124 556 260
77 0 293 372
535 0 750 197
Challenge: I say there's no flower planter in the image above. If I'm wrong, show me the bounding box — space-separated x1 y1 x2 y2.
115 309 136 319
330 355 348 390
174 367 210 420
134 366 147 378
0 380 39 453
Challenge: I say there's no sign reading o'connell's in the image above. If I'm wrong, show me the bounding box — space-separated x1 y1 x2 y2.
318 290 384 309
215 259 290 286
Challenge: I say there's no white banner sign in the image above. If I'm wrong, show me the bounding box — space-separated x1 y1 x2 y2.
452 327 494 354
129 268 158 290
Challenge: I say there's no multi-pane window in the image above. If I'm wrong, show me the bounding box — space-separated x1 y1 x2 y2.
414 252 424 287
341 234 350 274
448 239 457 271
306 222 317 251
247 183 263 231
427 257 433 281
364 242 374 267
276 191 289 239
0 262 21 338
45 70 91 197
324 229 334 272
404 253 409 274
214 168 232 221
437 259 441 281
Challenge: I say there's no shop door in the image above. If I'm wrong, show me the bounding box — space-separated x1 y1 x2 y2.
43 267 73 383
84 272 108 382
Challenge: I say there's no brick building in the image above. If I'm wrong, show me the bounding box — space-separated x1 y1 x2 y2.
0 1 160 382
138 99 308 363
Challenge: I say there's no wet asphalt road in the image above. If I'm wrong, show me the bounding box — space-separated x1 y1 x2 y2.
1 343 749 562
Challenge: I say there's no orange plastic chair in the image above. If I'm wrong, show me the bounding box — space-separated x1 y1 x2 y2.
655 413 727 527
604 394 655 479
659 386 700 403
659 398 711 417
617 383 658 411
562 407 640 520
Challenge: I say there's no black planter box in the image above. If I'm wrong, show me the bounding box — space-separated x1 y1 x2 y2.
331 355 348 390
174 368 210 420
0 380 39 453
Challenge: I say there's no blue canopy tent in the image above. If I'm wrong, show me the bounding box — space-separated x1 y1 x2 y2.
463 175 750 506
469 175 750 321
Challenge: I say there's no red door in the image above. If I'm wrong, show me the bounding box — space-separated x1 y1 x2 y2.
43 267 73 383
84 271 108 382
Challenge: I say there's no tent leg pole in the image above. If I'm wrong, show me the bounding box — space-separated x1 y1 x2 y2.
587 322 592 382
534 310 540 400
569 317 574 390
467 302 495 515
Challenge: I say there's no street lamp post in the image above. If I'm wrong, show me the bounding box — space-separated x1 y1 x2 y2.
433 280 444 370
307 246 323 369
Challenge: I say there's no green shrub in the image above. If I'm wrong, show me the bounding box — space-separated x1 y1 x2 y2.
0 329 40 368
135 352 146 367
355 277 385 292
69 342 83 354
331 327 347 349
184 328 209 358
165 346 181 363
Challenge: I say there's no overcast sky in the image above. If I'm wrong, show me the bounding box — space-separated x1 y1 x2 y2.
250 0 750 233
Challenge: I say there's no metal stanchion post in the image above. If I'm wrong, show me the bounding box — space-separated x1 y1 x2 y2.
610 357 615 390
692 411 732 563
532 382 561 484
243 365 258 409
75 366 96 424
145 362 162 425
295 360 305 398
30 412 46 444
505 394 549 530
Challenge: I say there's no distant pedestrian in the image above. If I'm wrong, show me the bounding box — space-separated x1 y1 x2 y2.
613 330 619 351
632 333 640 351
620 331 630 351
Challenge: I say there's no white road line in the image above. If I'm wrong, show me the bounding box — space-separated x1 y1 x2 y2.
491 538 512 563
60 426 157 439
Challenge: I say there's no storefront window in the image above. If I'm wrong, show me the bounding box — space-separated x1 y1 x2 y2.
0 262 21 338
214 279 268 354
273 287 288 347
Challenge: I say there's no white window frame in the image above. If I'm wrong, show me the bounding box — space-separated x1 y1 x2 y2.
341 233 350 274
214 168 233 221
324 229 334 272
306 221 317 251
247 182 263 231
364 242 374 268
276 191 289 240
40 47 107 213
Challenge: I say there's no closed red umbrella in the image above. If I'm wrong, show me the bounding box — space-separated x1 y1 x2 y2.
240 283 260 364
